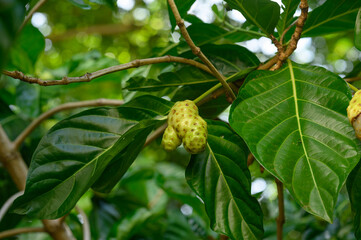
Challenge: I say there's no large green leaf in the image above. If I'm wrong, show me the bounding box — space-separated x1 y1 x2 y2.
277 0 300 34
12 96 171 219
355 8 361 51
186 120 263 240
0 0 27 69
178 23 265 53
347 160 361 239
230 61 361 222
303 0 361 37
168 0 196 30
224 0 280 35
126 66 215 92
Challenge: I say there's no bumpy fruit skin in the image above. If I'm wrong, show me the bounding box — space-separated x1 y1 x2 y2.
161 100 207 154
347 90 361 139
161 126 181 151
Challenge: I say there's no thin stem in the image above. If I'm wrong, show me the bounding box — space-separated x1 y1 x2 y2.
75 206 90 240
14 99 124 150
19 0 48 32
271 0 309 70
0 191 24 222
2 56 212 86
280 19 297 45
348 82 359 92
167 0 236 101
0 227 45 239
276 179 285 240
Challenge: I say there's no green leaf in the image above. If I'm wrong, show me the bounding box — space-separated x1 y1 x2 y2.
178 23 265 53
347 160 361 239
167 0 196 30
12 104 161 219
15 82 40 119
355 8 361 51
0 0 27 69
67 0 91 9
126 66 216 92
224 0 280 35
186 120 264 240
303 0 361 37
230 61 361 222
277 0 300 34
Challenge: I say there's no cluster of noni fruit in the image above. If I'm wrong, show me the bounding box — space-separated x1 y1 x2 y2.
161 100 208 154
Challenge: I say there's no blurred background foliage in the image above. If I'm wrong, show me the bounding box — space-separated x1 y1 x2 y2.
1 0 361 239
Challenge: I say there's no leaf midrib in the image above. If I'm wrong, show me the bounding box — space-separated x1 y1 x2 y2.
288 60 328 218
207 143 257 240
303 8 358 35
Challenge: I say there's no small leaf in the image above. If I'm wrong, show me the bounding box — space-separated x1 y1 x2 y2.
167 0 196 30
186 120 264 240
12 103 163 219
355 8 361 51
224 0 280 35
230 61 361 222
303 0 361 37
347 160 361 239
277 0 300 34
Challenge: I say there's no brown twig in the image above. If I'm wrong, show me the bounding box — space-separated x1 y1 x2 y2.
13 99 124 149
167 0 236 102
0 227 45 239
271 0 309 71
276 178 285 240
0 191 24 222
2 56 212 86
345 76 361 83
280 20 297 45
19 0 48 32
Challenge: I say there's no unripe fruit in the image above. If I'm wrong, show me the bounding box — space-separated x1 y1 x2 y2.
161 100 207 154
161 125 181 151
347 90 361 139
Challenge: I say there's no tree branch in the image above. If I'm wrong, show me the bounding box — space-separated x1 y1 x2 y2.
2 56 212 86
0 191 24 222
271 0 309 71
0 227 45 239
75 206 90 240
167 0 236 102
13 99 124 150
19 0 48 32
276 178 285 240
345 76 361 83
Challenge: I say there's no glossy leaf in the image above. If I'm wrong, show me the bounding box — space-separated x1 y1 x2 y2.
186 120 264 240
347 160 361 239
277 0 300 34
168 0 196 30
12 96 170 218
182 44 260 77
0 0 27 69
179 23 265 53
230 61 361 222
224 0 280 35
126 66 216 92
303 0 361 37
355 8 361 51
